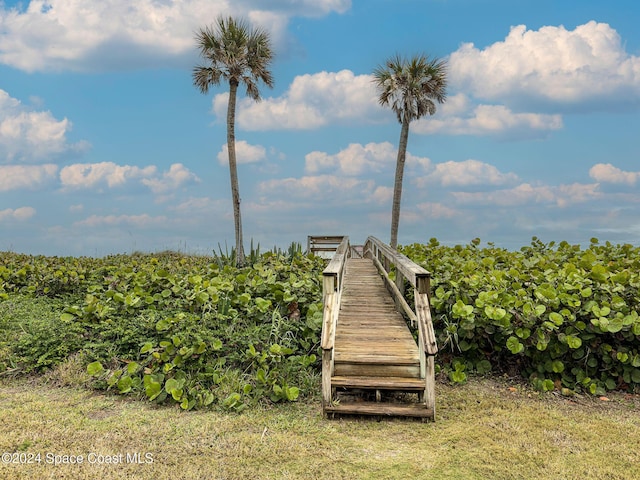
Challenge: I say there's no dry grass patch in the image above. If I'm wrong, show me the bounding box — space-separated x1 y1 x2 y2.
1 376 639 479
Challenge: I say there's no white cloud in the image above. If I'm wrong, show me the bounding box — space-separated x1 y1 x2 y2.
416 95 563 138
141 163 200 194
60 162 157 190
304 142 431 176
0 0 351 72
451 182 601 207
0 89 89 162
59 162 198 194
589 163 640 185
306 142 395 175
0 164 58 191
416 159 519 187
0 206 36 222
215 70 380 130
217 141 267 165
449 21 640 109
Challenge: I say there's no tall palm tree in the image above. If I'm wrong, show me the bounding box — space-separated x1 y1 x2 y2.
193 16 274 266
373 54 447 249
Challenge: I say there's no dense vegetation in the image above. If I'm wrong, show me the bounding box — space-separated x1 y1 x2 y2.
1 237 639 412
0 249 325 411
400 237 640 395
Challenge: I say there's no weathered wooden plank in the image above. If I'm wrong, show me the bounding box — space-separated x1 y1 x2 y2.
324 401 434 418
331 375 425 390
333 363 421 378
334 352 419 364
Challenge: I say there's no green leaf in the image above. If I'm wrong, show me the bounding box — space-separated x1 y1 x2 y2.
144 379 162 401
590 264 609 282
475 359 492 375
156 318 171 331
484 306 507 321
506 336 524 354
140 342 154 354
60 312 76 322
285 386 300 401
126 362 139 375
580 287 593 298
87 361 104 376
255 297 271 313
117 375 133 394
566 335 582 349
549 312 564 326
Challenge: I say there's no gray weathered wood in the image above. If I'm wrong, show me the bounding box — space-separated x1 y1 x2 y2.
319 235 437 420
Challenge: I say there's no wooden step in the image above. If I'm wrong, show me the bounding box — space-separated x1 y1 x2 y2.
333 362 421 377
331 375 424 390
333 352 419 364
324 401 434 419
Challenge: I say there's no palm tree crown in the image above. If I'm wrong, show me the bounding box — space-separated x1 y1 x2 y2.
373 54 447 249
373 54 447 125
193 16 274 98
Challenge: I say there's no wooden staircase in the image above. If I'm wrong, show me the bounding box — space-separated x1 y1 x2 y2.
318 236 438 420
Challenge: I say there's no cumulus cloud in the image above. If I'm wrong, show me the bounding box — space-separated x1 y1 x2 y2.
59 162 198 194
0 0 350 72
141 163 200 194
217 141 267 165
416 159 519 187
449 21 640 110
214 70 380 130
59 162 157 190
306 142 395 175
0 164 58 191
0 206 36 222
589 163 640 185
0 89 89 162
416 94 563 138
305 142 431 176
452 182 601 207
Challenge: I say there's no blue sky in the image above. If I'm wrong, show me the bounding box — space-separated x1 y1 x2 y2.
1 0 639 256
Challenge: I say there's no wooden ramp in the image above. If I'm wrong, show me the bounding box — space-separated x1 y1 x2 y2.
319 236 438 420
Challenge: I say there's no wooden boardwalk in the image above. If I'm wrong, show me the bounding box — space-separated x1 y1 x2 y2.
319 236 437 420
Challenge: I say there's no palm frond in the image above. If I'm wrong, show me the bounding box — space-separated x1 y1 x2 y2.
192 15 274 97
372 53 448 124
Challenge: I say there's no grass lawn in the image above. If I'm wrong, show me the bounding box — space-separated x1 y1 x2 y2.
1 374 639 480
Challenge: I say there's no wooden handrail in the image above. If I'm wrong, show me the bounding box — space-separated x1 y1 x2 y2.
363 236 438 356
321 236 349 351
320 235 349 409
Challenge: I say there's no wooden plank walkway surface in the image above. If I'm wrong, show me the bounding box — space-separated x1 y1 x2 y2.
325 257 434 418
333 258 420 377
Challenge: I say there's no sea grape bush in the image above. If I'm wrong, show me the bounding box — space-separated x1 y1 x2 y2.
3 236 640 408
400 237 640 394
1 250 325 410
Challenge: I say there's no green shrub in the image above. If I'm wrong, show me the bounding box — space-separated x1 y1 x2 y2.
401 237 640 394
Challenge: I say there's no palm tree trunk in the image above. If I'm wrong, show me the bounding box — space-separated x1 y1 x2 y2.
390 114 410 250
226 79 246 266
